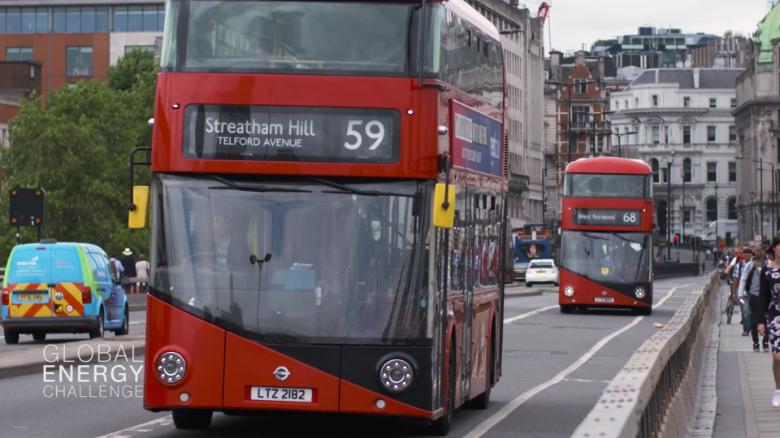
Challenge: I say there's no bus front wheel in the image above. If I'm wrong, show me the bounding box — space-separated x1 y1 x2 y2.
172 409 213 430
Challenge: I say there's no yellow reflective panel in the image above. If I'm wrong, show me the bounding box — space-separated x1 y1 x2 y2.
128 186 150 229
433 183 456 229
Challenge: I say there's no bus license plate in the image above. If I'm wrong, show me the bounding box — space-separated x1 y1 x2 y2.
251 386 312 403
594 297 615 303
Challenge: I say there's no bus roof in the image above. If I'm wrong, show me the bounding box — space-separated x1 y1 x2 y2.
565 157 651 175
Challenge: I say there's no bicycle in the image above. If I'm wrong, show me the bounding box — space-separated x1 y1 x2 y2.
725 292 737 325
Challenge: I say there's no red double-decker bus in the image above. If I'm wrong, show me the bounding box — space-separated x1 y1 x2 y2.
131 0 508 434
558 157 654 315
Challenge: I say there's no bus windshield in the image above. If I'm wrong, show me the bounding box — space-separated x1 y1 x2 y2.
563 174 651 198
150 175 432 344
162 0 436 75
560 231 651 284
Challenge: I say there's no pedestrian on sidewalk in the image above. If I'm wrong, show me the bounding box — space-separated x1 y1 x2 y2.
756 236 780 407
120 248 137 294
135 253 150 294
738 248 768 351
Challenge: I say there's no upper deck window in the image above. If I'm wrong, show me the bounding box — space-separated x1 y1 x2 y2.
162 0 431 75
563 173 651 199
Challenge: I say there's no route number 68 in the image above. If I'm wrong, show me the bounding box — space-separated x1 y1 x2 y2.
344 120 385 151
622 212 638 224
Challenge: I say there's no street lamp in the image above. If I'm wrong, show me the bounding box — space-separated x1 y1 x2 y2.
667 161 672 261
736 154 776 241
612 130 638 158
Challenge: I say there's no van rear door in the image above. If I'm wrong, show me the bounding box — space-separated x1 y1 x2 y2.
51 248 85 317
7 247 54 319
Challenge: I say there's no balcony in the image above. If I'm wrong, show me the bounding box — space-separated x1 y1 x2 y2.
561 121 612 134
0 61 42 101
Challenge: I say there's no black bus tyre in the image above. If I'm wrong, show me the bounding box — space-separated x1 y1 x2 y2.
33 332 46 342
115 306 129 336
172 409 213 430
560 305 573 314
429 340 456 436
635 307 652 316
89 310 104 339
4 330 19 344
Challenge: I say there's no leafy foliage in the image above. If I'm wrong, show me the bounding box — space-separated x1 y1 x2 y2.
0 50 157 260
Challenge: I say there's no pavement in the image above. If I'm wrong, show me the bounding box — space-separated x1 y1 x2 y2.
127 293 146 311
713 285 780 438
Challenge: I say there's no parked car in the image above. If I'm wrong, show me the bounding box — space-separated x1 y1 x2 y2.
525 259 559 287
1 240 129 344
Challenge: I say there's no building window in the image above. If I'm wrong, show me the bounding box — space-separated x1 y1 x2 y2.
706 198 718 221
683 208 692 224
624 100 628 109
707 161 717 182
112 5 164 32
614 101 619 110
683 96 690 107
683 158 692 182
729 161 736 182
66 46 93 77
731 98 737 108
652 95 659 106
124 45 154 55
651 158 659 183
662 167 669 183
683 125 692 144
709 98 717 108
572 105 590 124
634 97 639 108
575 79 587 94
728 197 737 219
729 125 736 142
53 6 108 33
6 46 32 61
707 125 716 143
652 126 660 144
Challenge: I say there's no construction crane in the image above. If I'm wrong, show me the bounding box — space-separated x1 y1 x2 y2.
538 2 550 25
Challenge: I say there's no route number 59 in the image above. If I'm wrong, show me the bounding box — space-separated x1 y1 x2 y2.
622 212 638 224
344 120 385 151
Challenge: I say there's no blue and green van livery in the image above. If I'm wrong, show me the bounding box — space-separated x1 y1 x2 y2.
1 241 129 344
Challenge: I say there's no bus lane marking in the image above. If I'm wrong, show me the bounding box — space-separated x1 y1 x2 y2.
465 286 681 438
503 305 558 324
94 415 171 438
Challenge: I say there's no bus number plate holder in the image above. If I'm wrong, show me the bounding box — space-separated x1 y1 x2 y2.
594 297 615 303
251 386 313 403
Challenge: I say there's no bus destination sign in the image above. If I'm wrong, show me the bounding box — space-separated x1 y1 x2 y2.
573 208 642 227
450 100 503 177
183 105 399 163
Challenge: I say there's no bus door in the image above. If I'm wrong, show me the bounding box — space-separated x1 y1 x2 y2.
460 190 477 400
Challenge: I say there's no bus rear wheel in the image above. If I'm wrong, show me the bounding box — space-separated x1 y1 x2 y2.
559 305 573 314
172 409 213 430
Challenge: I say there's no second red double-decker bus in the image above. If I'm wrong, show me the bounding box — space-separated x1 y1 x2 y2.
558 157 654 315
130 0 508 434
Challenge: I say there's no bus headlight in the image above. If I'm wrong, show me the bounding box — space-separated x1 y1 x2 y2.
564 286 575 297
634 287 646 300
157 351 187 385
379 358 414 393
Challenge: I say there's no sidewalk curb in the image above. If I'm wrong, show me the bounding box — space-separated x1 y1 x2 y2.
0 338 146 380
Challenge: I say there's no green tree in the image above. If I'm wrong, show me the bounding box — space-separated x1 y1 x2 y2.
0 51 157 259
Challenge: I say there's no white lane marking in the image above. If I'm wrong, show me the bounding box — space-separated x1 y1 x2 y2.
465 286 681 438
564 378 611 384
94 416 171 438
653 284 692 309
129 320 146 326
503 305 558 324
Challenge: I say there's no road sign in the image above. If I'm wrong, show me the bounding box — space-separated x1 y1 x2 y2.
9 187 44 226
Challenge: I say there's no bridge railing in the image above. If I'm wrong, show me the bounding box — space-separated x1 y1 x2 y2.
573 272 720 438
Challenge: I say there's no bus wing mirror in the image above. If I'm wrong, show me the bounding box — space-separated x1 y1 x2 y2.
433 183 456 229
128 186 150 229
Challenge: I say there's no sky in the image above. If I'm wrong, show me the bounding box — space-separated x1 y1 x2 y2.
523 0 773 54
